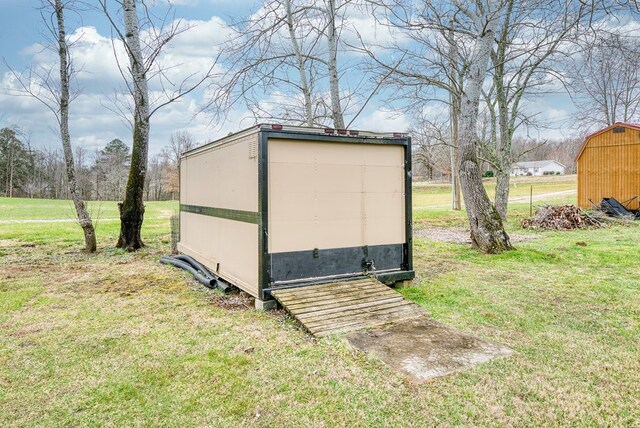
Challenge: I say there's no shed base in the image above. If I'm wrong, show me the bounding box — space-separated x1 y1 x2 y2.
392 279 413 289
254 298 278 311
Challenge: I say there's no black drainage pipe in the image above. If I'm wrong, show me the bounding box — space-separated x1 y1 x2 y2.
175 255 215 277
160 256 232 294
173 255 232 294
160 257 218 289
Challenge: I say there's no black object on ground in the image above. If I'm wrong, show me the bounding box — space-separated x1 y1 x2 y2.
600 197 634 217
160 255 233 294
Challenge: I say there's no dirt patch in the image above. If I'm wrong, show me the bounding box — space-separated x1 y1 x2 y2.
347 317 513 382
208 291 254 310
415 227 536 244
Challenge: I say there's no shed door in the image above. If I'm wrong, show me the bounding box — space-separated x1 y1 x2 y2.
267 138 406 283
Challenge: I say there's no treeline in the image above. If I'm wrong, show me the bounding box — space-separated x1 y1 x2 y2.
0 128 194 200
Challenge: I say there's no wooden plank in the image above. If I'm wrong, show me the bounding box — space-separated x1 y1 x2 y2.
277 283 396 306
272 283 389 299
271 278 375 296
270 278 425 337
312 311 424 337
305 305 424 331
283 288 399 310
273 282 389 302
276 280 393 297
302 301 421 327
299 300 416 324
284 290 402 313
293 296 405 319
305 299 423 324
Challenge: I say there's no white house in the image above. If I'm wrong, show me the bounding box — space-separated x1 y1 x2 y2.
511 160 565 176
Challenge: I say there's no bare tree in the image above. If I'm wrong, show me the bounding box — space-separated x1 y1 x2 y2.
164 130 195 199
210 0 361 129
23 138 48 198
368 0 511 252
94 139 130 200
209 0 317 125
6 0 97 251
53 0 96 251
480 0 591 219
454 0 512 252
167 131 195 165
570 33 640 128
99 0 216 250
325 0 345 128
286 0 315 126
359 3 472 210
409 117 452 181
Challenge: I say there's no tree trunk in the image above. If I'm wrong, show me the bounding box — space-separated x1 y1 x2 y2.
8 141 14 198
458 4 512 253
55 0 96 253
285 0 313 126
494 123 512 219
494 170 510 219
448 35 461 211
117 0 150 251
326 0 344 129
451 97 461 210
492 3 513 221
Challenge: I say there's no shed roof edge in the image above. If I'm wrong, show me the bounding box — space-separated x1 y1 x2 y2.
575 122 640 161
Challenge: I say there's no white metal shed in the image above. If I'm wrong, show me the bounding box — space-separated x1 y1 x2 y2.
178 124 414 304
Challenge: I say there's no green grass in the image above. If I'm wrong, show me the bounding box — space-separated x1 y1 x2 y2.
413 175 577 228
0 197 176 220
0 198 176 246
413 175 576 208
1 177 639 427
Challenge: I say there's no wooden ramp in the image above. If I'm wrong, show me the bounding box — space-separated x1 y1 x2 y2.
271 278 425 337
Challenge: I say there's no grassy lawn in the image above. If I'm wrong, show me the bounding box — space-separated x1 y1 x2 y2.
1 178 639 427
414 175 577 229
0 199 175 247
413 174 576 209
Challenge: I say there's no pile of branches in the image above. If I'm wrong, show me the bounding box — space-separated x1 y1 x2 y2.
521 205 602 230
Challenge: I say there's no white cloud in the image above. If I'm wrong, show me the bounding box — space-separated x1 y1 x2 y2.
355 108 411 132
170 16 234 56
0 15 237 155
341 11 410 54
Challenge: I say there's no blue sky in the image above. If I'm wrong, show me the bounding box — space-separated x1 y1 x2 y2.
0 0 405 156
0 0 263 154
0 1 635 156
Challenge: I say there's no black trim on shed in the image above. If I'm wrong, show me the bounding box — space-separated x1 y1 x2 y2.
255 128 414 300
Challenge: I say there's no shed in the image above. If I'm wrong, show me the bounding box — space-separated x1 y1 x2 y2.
177 124 414 306
576 122 640 209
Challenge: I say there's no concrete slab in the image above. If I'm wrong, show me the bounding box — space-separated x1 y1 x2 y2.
346 317 513 382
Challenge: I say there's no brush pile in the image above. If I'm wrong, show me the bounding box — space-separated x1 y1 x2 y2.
521 205 602 230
